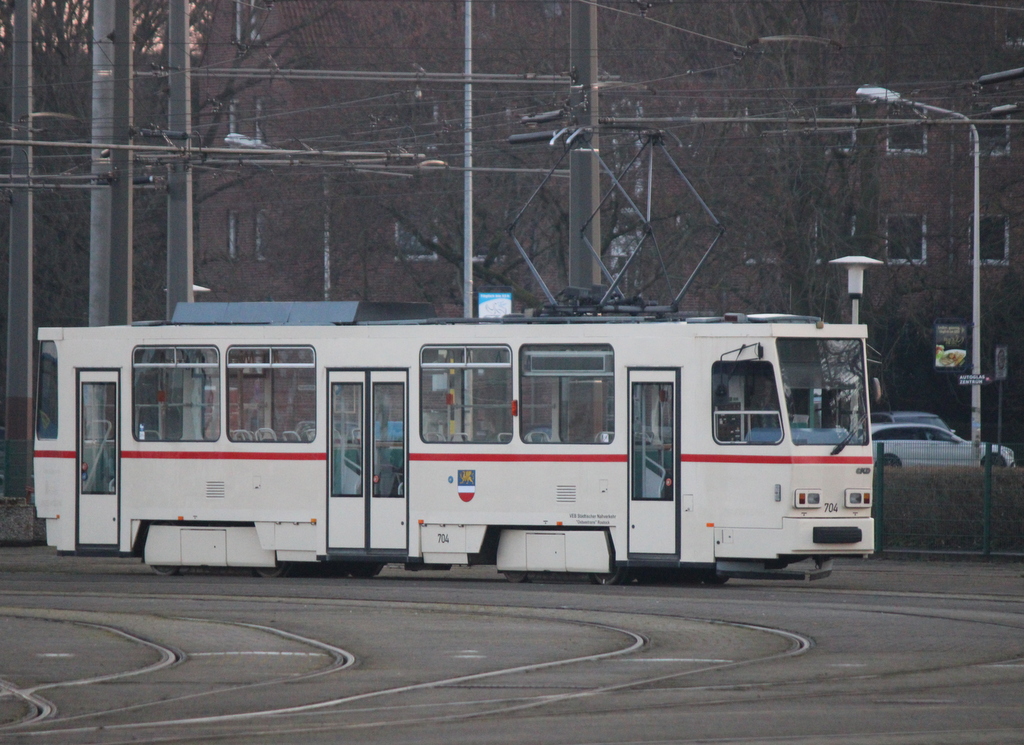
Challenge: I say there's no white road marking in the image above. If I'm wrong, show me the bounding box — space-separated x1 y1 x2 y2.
190 651 327 657
37 653 75 658
616 658 732 663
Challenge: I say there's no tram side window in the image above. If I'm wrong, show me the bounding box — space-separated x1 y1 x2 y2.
520 345 614 444
711 360 783 445
420 345 512 443
133 347 221 441
227 346 316 442
35 341 59 439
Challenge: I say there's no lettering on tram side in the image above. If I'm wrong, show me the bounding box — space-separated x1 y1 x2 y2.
569 513 616 526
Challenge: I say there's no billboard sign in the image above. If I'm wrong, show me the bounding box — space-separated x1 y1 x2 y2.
934 321 971 373
478 289 513 318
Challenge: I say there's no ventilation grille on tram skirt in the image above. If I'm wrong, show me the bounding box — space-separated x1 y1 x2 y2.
556 485 577 503
206 481 226 499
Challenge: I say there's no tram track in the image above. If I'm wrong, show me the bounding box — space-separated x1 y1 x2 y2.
2 571 1024 744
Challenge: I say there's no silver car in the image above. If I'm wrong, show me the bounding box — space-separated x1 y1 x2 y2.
871 423 1015 467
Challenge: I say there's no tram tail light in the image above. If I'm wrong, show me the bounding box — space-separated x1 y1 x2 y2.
794 490 822 508
845 490 871 508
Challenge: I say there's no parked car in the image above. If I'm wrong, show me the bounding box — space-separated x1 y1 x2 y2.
870 410 954 433
871 423 1014 467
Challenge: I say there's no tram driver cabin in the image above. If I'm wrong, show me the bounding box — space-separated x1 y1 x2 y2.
33 302 874 582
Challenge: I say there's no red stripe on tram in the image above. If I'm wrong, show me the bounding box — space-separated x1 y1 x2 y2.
681 453 874 465
34 450 76 459
122 450 326 462
410 452 628 463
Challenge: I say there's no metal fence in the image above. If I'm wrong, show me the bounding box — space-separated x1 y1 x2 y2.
873 442 1024 555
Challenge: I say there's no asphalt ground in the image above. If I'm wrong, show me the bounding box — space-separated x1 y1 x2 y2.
0 548 1022 744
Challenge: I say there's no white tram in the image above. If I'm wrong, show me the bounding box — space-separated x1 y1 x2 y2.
32 302 874 582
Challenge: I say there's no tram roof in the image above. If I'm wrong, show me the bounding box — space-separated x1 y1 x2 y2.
170 301 437 326
168 302 823 327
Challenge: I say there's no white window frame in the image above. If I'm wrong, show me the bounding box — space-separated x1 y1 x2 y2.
973 214 1010 266
228 210 239 259
885 214 927 265
886 124 927 155
255 209 267 261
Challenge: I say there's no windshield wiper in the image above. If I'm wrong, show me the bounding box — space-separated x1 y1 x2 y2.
830 413 866 456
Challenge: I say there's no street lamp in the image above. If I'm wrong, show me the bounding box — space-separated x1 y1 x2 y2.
829 255 883 325
856 86 982 447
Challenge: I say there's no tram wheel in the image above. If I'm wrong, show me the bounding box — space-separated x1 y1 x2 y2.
590 566 629 585
503 571 530 583
879 453 902 468
150 565 180 576
347 563 384 579
254 563 291 578
699 569 729 585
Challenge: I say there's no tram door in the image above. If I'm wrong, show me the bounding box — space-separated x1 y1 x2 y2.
77 370 120 549
628 369 679 556
327 371 408 552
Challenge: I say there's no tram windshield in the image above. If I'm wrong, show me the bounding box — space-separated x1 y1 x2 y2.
777 338 868 447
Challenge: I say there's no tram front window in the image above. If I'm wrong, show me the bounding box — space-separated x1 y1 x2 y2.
778 338 868 447
711 360 782 445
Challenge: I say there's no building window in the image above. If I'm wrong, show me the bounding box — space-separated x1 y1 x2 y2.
255 210 267 261
520 345 614 444
979 122 1010 157
250 0 267 43
886 124 927 154
254 98 264 143
233 0 244 43
886 214 926 264
133 347 220 441
227 347 316 442
395 222 437 261
974 215 1009 265
822 104 857 152
420 346 512 443
711 360 782 445
227 210 238 259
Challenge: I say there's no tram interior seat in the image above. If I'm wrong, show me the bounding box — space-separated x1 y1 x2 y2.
282 430 301 442
255 427 277 441
498 432 513 443
524 429 550 442
232 429 254 441
296 420 316 441
424 432 443 442
594 431 613 444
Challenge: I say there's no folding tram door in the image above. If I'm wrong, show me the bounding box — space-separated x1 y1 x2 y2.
627 369 679 557
76 369 121 550
327 370 409 556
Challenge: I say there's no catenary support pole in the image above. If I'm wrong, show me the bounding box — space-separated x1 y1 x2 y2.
463 0 474 317
90 0 114 326
5 0 34 499
568 0 601 293
109 0 134 324
166 0 194 319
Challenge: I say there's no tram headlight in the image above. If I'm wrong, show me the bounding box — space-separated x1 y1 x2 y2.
845 489 871 508
794 490 822 508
